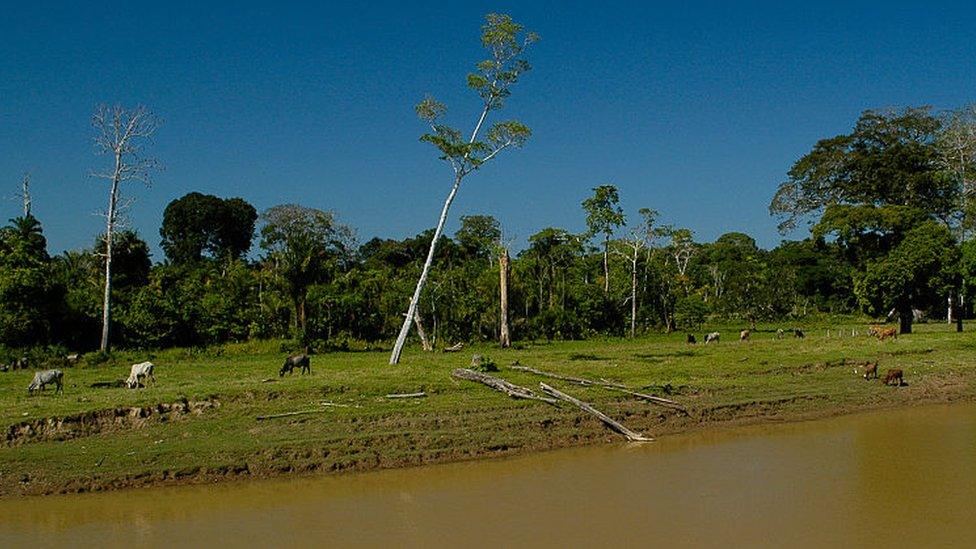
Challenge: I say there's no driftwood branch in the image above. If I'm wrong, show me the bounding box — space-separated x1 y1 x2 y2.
540 382 654 442
511 364 625 388
256 409 328 421
512 365 686 413
452 368 559 405
385 391 428 399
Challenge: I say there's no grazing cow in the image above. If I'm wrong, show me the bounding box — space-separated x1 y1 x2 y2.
28 369 63 395
686 334 697 344
65 353 80 366
794 328 805 339
125 361 156 389
877 327 898 341
13 357 28 370
863 362 878 380
776 329 784 340
704 332 720 344
882 368 904 386
739 329 750 341
279 354 311 376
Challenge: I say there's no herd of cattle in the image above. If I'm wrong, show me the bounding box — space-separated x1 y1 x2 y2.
684 325 907 386
6 353 313 397
8 325 911 397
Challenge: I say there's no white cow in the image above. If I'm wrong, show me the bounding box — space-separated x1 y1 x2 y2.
704 332 721 344
126 361 156 389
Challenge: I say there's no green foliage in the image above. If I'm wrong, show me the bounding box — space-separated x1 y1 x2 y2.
0 216 60 347
674 295 709 331
160 192 257 264
456 215 501 259
582 185 626 243
854 221 961 318
771 107 957 233
260 204 355 334
416 13 536 175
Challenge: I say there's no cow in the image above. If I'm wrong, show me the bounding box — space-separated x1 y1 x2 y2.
776 328 784 340
877 327 898 341
28 369 63 395
704 332 720 344
686 334 697 344
125 361 156 389
14 357 28 370
868 325 882 337
279 354 311 376
739 329 750 341
794 328 805 339
863 362 878 380
882 368 904 386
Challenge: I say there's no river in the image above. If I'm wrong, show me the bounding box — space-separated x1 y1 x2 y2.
1 403 975 548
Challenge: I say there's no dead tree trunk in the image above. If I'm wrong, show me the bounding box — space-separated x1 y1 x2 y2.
499 249 511 348
413 310 433 352
539 383 653 442
452 368 559 405
91 105 160 352
100 161 121 352
21 172 31 217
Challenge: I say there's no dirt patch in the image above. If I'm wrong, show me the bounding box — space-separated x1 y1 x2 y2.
4 397 220 447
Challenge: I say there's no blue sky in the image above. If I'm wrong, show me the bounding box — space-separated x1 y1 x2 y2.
2 1 975 259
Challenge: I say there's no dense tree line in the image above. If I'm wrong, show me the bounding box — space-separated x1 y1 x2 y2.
4 105 976 353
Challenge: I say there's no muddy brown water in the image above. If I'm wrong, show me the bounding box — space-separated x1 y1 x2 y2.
1 403 975 548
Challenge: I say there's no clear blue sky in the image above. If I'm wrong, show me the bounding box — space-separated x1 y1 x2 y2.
2 1 974 259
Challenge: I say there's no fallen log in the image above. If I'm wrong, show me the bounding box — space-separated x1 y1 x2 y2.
385 391 427 399
443 342 464 353
540 382 654 442
452 368 559 405
511 364 625 388
256 409 328 421
513 365 686 413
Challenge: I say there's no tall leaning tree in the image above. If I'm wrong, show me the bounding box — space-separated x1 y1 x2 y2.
389 13 537 364
91 105 161 351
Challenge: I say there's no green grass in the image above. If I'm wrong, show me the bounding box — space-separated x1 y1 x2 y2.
2 319 975 497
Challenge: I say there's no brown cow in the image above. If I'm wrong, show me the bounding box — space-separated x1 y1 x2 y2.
882 368 903 386
739 329 750 341
863 362 878 380
877 327 898 341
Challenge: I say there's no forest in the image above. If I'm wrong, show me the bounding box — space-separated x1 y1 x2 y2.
4 103 976 357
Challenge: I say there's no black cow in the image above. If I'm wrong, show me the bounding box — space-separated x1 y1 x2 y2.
279 354 311 376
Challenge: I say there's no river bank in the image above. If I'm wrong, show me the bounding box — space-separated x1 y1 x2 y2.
2 322 974 497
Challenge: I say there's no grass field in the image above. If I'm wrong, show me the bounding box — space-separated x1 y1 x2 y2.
2 319 975 497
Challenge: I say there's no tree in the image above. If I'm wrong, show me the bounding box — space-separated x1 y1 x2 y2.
259 204 354 336
0 215 58 347
614 208 656 337
771 107 959 332
91 105 161 351
160 192 257 264
937 105 976 235
582 184 626 294
390 13 537 364
854 221 961 333
456 214 501 260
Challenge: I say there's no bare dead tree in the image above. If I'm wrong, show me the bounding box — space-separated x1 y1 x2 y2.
21 172 31 217
91 105 161 351
613 209 657 338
